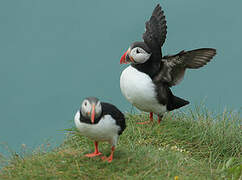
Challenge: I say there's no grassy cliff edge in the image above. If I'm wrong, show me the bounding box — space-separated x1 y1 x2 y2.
0 108 241 179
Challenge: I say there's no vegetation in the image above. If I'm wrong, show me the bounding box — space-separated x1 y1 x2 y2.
0 107 241 179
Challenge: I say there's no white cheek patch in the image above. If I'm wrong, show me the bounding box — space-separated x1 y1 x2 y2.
135 53 151 63
95 101 102 117
130 47 151 64
81 101 92 117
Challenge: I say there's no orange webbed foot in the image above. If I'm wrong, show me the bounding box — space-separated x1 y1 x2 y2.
137 112 153 125
101 155 113 163
85 152 102 157
101 146 115 163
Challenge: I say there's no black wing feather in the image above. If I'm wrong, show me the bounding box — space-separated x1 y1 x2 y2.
151 4 167 47
142 4 167 58
154 48 216 87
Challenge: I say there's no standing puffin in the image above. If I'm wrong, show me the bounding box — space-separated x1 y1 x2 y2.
74 97 126 162
120 4 216 124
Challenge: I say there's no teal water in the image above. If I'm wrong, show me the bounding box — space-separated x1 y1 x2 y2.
0 0 241 155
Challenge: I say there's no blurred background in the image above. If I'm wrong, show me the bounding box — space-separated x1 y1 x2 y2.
0 0 241 155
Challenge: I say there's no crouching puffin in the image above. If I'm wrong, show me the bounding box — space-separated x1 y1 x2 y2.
74 97 126 162
120 4 216 124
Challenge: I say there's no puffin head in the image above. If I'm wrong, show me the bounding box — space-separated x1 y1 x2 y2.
81 97 102 124
120 42 151 64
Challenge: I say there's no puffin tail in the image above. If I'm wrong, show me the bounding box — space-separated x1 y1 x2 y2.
168 95 189 111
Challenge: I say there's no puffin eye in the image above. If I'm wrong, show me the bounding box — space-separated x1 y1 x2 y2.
136 48 140 53
84 102 87 106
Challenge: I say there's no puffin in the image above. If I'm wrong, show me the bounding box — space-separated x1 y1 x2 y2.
74 97 126 162
120 4 216 124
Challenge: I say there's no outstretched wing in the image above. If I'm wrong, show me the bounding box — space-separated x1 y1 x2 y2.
154 48 217 86
142 4 167 59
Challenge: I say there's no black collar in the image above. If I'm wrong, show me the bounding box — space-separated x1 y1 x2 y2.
131 56 161 79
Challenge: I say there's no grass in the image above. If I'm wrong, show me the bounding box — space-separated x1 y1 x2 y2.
0 107 241 179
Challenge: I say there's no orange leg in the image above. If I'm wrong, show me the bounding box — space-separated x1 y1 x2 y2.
102 146 115 163
85 141 102 157
150 112 154 121
137 112 154 124
158 115 163 124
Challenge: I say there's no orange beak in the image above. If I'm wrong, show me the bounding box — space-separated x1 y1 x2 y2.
120 50 128 64
120 48 134 64
91 104 95 124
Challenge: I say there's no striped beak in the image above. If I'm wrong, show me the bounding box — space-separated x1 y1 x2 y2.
120 48 134 64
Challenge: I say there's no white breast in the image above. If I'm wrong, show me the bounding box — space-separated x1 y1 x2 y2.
74 111 120 146
120 66 167 115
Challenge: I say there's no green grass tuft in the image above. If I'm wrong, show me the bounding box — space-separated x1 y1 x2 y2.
0 108 241 179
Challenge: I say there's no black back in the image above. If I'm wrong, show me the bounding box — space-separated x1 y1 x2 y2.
79 102 126 135
101 102 126 135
